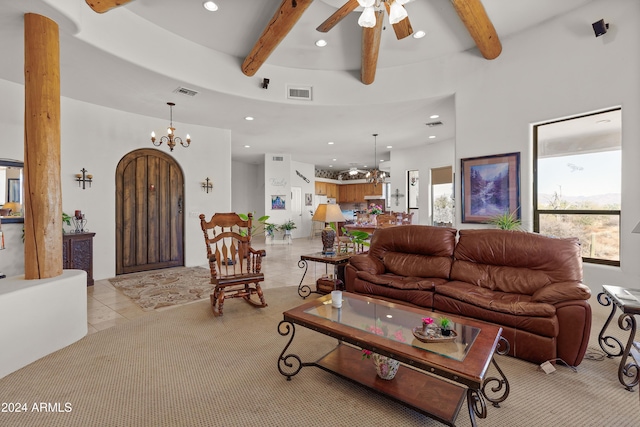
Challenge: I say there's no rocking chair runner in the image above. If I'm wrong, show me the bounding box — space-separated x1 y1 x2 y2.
199 212 268 316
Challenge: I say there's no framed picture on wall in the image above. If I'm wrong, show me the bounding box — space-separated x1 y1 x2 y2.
460 152 520 223
271 195 286 210
304 193 312 206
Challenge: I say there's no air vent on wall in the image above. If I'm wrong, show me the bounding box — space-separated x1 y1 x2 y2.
272 156 284 161
426 121 443 127
174 87 199 97
287 85 312 101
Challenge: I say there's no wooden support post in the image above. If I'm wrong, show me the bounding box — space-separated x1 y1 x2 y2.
24 13 63 280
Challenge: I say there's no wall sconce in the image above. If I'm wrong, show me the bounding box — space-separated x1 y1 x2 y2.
202 177 213 193
75 168 93 189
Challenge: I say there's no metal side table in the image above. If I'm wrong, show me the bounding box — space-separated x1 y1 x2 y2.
597 285 640 391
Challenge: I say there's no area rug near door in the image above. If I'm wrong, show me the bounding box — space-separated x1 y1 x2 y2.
108 266 212 310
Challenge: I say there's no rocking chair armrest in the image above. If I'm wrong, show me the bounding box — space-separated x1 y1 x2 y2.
248 247 266 257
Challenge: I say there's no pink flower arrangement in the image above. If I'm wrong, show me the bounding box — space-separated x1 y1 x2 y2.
367 203 383 215
422 317 434 325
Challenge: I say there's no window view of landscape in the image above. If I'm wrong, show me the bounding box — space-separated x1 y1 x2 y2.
535 109 621 264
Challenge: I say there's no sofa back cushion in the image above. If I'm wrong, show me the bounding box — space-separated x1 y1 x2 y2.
369 225 456 279
451 229 583 295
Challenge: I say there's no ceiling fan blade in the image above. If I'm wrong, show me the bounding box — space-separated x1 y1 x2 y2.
450 0 502 59
361 10 384 85
85 0 135 13
383 2 413 40
317 0 360 33
242 0 313 77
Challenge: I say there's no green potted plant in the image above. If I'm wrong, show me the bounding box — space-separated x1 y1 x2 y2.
280 219 297 236
264 222 279 237
439 316 452 336
237 213 270 236
488 210 522 230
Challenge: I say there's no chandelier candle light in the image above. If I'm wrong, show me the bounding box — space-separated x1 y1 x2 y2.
151 102 191 151
366 133 386 187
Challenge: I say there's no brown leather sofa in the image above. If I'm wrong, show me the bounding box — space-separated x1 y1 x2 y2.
345 225 592 366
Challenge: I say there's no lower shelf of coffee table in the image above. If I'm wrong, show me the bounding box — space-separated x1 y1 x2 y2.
315 344 466 426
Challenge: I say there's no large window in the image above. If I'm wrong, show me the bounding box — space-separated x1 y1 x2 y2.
534 108 621 266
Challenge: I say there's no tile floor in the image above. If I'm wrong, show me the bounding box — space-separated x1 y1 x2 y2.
87 236 328 334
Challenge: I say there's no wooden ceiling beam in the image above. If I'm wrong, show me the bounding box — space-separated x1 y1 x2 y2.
361 10 384 85
242 0 313 77
383 2 413 40
85 0 135 14
450 0 502 60
316 0 359 33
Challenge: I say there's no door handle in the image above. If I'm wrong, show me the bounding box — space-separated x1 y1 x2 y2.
178 197 183 214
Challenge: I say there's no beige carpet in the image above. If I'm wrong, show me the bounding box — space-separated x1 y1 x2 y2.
0 286 639 427
108 266 212 310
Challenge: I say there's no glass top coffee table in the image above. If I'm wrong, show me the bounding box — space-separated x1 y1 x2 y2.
278 292 510 426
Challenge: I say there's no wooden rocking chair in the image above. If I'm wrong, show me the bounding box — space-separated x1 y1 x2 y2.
199 212 267 316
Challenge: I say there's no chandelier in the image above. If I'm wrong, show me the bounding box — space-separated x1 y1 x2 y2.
366 133 386 187
357 0 410 28
151 102 191 151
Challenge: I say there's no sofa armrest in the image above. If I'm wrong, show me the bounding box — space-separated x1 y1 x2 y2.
348 254 385 275
531 282 591 304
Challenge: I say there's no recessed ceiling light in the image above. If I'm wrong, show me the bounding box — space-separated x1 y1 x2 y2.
244 145 250 148
386 145 392 149
315 39 327 47
429 135 436 139
328 141 334 145
379 159 384 162
430 114 439 119
413 30 426 39
596 119 611 124
332 158 337 161
245 116 254 121
202 1 218 12
329 165 333 168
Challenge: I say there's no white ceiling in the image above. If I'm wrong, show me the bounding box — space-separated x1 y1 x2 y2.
0 0 597 172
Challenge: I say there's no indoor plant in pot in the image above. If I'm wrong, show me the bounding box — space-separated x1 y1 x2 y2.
280 219 297 236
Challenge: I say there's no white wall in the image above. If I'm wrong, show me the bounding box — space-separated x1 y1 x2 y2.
0 78 232 280
450 0 638 290
231 160 265 218
390 138 455 225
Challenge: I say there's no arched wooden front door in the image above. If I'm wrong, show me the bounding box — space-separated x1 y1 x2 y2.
115 148 184 275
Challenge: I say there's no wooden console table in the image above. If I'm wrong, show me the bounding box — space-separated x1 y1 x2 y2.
63 232 95 286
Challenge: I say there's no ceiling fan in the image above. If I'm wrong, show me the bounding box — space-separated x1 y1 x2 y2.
241 0 502 85
338 164 369 179
86 0 502 85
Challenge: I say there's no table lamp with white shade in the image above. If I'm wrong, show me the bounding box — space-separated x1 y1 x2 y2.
312 203 346 255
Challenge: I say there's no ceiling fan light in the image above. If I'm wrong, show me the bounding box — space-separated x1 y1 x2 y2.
388 1 408 25
349 169 358 176
358 6 377 28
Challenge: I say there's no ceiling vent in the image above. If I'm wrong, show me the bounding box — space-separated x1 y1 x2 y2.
287 85 312 101
272 156 284 161
426 121 443 127
174 87 198 97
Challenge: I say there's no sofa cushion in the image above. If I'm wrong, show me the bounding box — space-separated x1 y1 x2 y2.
356 271 447 290
436 281 556 317
383 252 453 279
368 225 456 279
451 229 585 296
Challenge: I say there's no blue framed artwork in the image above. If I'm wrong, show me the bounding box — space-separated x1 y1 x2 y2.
460 152 520 223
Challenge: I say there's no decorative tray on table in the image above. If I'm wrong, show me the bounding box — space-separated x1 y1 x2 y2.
412 327 458 343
